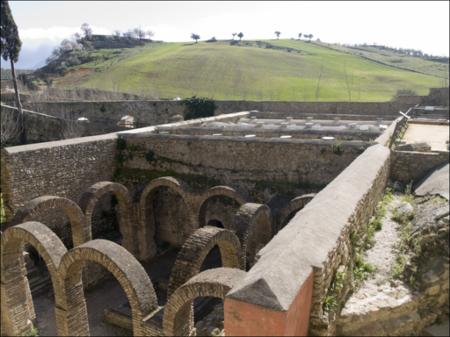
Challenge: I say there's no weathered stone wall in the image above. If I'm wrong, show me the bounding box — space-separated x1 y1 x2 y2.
119 134 371 204
422 87 449 106
1 104 65 145
25 100 414 126
1 104 129 146
0 134 118 225
224 144 391 336
25 100 186 129
390 150 450 184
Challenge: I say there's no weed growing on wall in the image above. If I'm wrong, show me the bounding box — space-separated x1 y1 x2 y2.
323 270 346 312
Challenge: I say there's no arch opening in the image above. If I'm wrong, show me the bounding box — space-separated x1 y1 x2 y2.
1 222 67 337
199 195 242 230
141 184 193 256
163 268 246 336
58 240 158 337
90 194 123 243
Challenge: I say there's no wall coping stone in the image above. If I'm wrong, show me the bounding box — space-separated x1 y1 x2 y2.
3 133 118 154
117 111 251 137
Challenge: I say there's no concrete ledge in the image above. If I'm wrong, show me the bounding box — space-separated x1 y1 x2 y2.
4 133 118 154
118 111 250 138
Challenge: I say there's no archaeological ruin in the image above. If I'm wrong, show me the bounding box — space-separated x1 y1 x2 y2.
0 90 449 336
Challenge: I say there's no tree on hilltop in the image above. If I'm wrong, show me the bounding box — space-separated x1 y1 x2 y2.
146 30 154 40
1 0 26 144
191 33 200 43
133 27 146 40
275 31 281 39
81 23 93 39
298 32 302 40
237 32 244 41
232 32 237 40
113 30 121 39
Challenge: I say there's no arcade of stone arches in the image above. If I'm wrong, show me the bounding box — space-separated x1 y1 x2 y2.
1 177 314 336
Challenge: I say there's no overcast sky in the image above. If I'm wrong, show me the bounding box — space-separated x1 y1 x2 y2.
4 1 450 68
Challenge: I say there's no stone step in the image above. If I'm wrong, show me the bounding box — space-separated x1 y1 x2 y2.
338 312 421 336
337 284 421 334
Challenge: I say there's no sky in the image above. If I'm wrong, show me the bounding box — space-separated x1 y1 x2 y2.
3 0 450 69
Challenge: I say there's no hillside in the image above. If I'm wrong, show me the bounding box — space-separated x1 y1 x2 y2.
41 39 448 101
319 42 449 79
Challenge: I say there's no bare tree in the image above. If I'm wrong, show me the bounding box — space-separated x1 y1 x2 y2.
113 30 121 39
80 23 93 38
146 30 154 39
232 32 237 40
133 27 146 40
275 31 281 39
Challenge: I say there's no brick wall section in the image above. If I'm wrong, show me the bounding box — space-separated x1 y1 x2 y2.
224 144 390 336
390 150 450 184
0 134 118 223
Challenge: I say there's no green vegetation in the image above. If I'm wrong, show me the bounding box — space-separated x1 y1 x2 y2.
41 39 447 101
183 96 217 120
323 270 346 312
352 253 375 287
24 326 39 337
390 194 416 281
323 43 449 81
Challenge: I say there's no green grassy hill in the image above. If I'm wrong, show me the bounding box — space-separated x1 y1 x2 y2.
50 39 448 101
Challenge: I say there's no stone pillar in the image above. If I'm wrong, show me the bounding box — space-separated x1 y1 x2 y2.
224 272 314 336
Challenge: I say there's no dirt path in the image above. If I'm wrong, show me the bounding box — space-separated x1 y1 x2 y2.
340 195 413 317
365 196 402 284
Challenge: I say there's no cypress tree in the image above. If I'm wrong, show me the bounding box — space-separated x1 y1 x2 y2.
1 0 26 144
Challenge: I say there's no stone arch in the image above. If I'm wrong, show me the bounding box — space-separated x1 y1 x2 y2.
198 186 247 229
58 239 158 336
79 181 136 255
167 226 244 299
163 267 246 336
11 196 88 247
138 176 194 260
1 222 67 336
234 203 273 269
277 193 316 233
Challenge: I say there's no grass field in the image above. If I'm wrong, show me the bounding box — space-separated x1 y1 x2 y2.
321 43 449 80
53 39 448 101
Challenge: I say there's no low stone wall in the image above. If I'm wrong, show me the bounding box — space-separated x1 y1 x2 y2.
1 104 129 146
24 100 413 127
224 144 391 336
390 150 450 184
1 104 65 145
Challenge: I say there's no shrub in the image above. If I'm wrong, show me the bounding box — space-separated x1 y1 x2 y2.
182 96 217 120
